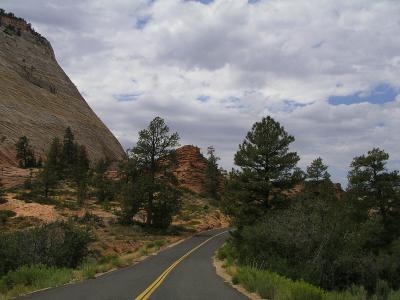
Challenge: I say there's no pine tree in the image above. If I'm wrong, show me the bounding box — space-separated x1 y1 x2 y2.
38 161 58 199
204 146 221 200
92 159 113 203
307 157 330 182
347 148 400 242
73 145 90 204
223 116 300 228
129 116 181 228
62 127 76 169
46 137 63 178
15 136 36 168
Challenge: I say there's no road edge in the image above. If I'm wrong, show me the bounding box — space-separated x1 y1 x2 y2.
213 251 262 300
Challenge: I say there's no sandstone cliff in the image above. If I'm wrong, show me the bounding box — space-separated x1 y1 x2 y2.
0 11 125 167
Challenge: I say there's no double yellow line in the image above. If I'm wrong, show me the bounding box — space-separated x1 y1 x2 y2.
134 230 229 300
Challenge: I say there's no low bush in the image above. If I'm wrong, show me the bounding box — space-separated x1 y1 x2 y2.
0 264 73 299
0 211 16 226
0 221 93 276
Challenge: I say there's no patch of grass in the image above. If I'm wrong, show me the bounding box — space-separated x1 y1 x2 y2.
0 265 73 299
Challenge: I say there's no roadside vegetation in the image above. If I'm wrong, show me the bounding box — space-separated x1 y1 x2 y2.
0 117 225 299
220 116 400 299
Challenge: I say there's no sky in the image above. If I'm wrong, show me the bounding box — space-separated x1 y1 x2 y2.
2 0 400 186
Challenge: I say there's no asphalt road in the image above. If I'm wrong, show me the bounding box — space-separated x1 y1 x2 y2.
19 227 247 300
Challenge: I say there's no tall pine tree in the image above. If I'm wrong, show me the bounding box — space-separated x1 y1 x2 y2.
224 116 300 228
129 117 181 228
204 146 221 200
15 136 36 168
347 148 400 243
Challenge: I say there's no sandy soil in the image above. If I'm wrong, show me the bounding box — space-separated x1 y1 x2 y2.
0 193 63 223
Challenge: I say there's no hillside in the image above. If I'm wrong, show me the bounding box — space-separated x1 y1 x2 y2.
0 11 125 167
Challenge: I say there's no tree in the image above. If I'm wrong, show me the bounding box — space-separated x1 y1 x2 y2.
129 116 181 228
223 116 300 228
307 157 330 182
62 127 76 170
92 159 113 203
72 145 90 204
38 161 58 199
119 160 150 224
347 148 400 243
204 146 221 200
46 137 63 178
15 136 36 168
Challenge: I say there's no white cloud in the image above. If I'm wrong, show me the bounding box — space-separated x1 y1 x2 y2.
2 0 400 185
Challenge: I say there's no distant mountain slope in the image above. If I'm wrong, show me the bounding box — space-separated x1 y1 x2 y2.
0 11 125 166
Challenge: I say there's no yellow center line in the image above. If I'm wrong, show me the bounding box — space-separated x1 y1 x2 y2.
134 230 229 300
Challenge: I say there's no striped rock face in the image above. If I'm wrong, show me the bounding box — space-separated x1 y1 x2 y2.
0 13 125 167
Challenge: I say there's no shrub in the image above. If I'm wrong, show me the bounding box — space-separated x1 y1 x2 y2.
0 211 16 226
0 265 73 299
0 222 93 276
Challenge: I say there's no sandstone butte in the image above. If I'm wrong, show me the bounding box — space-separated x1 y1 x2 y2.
0 12 126 168
173 145 211 194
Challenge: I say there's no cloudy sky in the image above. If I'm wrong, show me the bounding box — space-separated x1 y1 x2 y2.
2 0 400 185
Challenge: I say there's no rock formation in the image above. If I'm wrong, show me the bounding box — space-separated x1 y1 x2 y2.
0 10 125 167
172 145 224 194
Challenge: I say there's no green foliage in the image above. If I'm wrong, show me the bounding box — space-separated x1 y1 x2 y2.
223 116 300 228
347 148 400 244
37 160 58 200
3 24 16 36
307 157 330 182
0 211 16 226
219 246 400 300
204 145 221 201
43 131 90 203
15 136 36 168
62 127 75 169
0 221 93 277
0 265 73 299
92 159 114 203
72 145 90 204
123 116 182 228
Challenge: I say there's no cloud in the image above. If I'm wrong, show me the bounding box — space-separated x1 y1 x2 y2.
2 0 400 185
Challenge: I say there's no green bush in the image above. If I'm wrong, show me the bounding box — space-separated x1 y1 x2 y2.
0 222 93 276
0 211 16 226
0 264 73 299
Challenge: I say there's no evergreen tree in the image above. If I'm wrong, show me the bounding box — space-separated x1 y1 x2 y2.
223 116 300 228
347 148 400 242
129 116 181 228
92 159 113 203
38 161 58 199
307 157 330 182
204 146 221 200
62 127 76 169
15 136 36 168
46 137 63 178
119 159 149 224
73 145 90 204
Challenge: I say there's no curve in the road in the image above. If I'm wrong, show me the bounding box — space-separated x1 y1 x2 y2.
18 227 247 300
135 230 229 300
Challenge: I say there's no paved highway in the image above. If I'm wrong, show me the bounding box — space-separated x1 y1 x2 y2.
20 227 247 300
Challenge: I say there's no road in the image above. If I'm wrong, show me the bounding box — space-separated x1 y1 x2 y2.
20 227 247 300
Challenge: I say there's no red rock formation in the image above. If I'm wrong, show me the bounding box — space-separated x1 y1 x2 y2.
172 145 208 194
